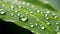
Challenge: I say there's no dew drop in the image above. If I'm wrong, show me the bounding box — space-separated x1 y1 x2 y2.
45 17 49 20
54 16 58 19
0 11 6 15
30 24 34 28
11 5 14 10
45 14 48 17
41 26 45 30
55 26 59 31
30 23 32 24
20 17 28 22
37 10 40 13
30 11 33 14
10 13 14 16
35 23 38 26
57 32 60 34
26 12 28 15
26 3 30 6
18 5 22 8
56 22 59 25
15 10 18 13
46 11 50 14
46 23 50 25
22 1 26 5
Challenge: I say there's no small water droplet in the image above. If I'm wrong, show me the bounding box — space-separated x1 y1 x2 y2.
0 11 6 15
55 16 58 19
37 10 40 13
11 5 14 10
10 13 14 16
47 23 50 25
15 10 18 13
56 22 59 25
30 24 34 28
55 26 60 31
20 14 24 18
20 17 28 22
30 11 33 14
45 17 49 20
30 23 32 24
41 26 45 30
22 1 26 5
26 3 30 6
35 23 38 26
26 12 28 15
46 11 50 14
36 33 39 34
57 32 60 34
45 14 48 17
18 5 22 8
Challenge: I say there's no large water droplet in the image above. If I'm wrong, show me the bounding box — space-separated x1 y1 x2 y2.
20 17 28 22
41 26 45 30
0 11 6 15
57 32 60 34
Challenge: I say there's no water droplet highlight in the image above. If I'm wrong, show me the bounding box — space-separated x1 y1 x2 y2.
41 26 45 30
20 17 28 22
30 24 34 28
0 11 6 15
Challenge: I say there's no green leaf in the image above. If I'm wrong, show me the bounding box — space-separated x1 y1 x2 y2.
0 0 60 34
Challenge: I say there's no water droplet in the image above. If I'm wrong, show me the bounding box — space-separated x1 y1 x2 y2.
30 23 32 24
36 33 39 34
20 14 24 18
30 11 33 14
47 23 50 25
46 10 50 14
18 5 21 8
57 32 60 34
20 17 28 22
56 22 59 25
55 16 58 19
11 5 14 10
0 11 6 15
45 17 49 20
26 3 30 6
15 10 18 13
22 1 26 5
45 14 48 17
10 13 14 16
30 24 34 28
35 23 38 26
41 26 45 30
37 10 40 13
26 12 28 15
55 26 59 31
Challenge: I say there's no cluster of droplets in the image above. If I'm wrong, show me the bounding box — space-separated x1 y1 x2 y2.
0 0 60 34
